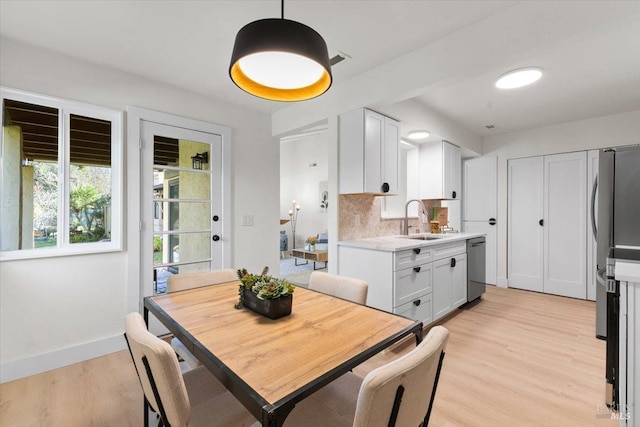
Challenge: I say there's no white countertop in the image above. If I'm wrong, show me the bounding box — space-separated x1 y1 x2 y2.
615 261 640 283
337 232 486 252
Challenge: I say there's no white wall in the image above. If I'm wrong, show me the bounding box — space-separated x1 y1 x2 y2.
483 110 640 287
0 38 279 382
280 133 329 250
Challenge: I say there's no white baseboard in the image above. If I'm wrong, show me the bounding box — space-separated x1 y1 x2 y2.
497 277 509 288
1 334 126 384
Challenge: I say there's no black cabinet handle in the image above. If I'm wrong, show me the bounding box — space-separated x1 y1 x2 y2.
413 248 421 255
450 258 456 268
413 266 421 273
413 299 421 306
539 219 544 226
212 215 219 222
212 235 220 241
489 218 497 225
452 191 457 199
381 182 390 193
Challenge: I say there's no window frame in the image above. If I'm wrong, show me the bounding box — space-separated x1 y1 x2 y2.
0 87 123 260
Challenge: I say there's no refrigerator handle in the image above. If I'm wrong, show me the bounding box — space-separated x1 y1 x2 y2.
596 268 607 286
591 174 598 239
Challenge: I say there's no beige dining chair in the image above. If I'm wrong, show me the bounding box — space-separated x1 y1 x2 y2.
167 269 237 370
124 312 257 427
284 325 450 427
308 271 368 305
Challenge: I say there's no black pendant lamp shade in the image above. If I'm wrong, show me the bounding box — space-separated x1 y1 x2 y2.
229 17 332 101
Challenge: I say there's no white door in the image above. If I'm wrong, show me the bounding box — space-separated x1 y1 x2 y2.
508 157 544 292
141 121 224 296
543 151 587 299
463 156 498 285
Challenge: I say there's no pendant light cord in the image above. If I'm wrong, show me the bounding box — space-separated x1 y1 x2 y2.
281 0 284 19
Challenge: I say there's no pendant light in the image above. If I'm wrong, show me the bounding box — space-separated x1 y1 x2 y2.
229 0 332 102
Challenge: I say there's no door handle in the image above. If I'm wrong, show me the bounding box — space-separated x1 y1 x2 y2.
539 219 544 226
413 266 421 273
213 215 220 222
381 182 390 193
452 191 457 199
591 175 598 239
489 218 497 225
212 235 220 241
413 248 421 255
450 258 456 268
413 299 421 306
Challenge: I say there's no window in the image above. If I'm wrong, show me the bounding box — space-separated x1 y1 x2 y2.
1 88 122 260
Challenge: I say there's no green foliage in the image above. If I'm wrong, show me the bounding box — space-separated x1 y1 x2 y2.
234 266 294 308
153 236 163 252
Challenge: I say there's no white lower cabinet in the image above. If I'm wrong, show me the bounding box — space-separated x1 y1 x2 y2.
433 247 467 320
338 239 469 327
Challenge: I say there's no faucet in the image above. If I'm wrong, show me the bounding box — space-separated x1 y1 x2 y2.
404 199 429 235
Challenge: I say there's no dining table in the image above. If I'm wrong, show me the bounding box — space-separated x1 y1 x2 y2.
143 280 423 427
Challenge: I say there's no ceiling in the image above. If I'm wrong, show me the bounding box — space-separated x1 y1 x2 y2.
1 1 639 140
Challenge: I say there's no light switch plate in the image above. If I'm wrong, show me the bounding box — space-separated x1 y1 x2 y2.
242 215 254 226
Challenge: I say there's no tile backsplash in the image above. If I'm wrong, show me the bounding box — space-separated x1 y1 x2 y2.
338 194 440 241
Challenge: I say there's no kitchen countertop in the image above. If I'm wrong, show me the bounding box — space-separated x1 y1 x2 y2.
611 247 640 283
337 232 486 252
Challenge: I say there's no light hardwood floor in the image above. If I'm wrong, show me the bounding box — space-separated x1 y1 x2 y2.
0 286 616 426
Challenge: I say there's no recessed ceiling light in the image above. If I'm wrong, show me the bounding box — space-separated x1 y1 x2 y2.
495 67 543 89
408 130 430 140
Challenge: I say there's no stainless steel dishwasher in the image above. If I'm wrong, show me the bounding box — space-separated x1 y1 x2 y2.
467 237 486 301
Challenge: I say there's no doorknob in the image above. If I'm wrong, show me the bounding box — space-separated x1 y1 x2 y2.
212 215 219 222
450 258 456 268
539 219 544 226
413 266 421 273
212 235 220 241
489 218 497 225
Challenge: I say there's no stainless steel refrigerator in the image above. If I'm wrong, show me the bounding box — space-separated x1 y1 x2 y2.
595 145 640 407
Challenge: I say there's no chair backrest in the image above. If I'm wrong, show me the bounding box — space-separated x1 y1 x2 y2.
124 312 191 427
308 271 368 305
353 325 450 427
167 268 237 293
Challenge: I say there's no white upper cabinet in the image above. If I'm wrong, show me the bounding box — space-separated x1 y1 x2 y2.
419 140 461 200
339 108 399 195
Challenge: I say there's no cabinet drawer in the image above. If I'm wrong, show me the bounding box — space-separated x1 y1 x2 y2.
432 241 466 261
395 247 432 270
395 264 432 306
394 293 432 326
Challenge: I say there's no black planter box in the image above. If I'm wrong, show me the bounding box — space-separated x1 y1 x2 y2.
242 288 293 319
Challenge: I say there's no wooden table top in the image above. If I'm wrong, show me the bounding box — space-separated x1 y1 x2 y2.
146 281 419 405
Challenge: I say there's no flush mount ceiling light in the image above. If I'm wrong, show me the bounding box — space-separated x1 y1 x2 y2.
229 0 332 102
408 130 431 140
495 67 543 89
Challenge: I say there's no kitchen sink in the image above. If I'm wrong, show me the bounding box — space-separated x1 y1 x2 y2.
397 235 446 240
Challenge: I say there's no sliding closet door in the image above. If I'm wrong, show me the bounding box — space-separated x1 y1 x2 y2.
508 157 544 292
543 151 587 299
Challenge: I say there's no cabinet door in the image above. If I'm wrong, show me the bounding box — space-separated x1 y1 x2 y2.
451 253 468 308
364 110 383 193
508 157 544 292
395 293 433 325
433 257 452 320
383 117 400 194
543 152 587 299
444 142 461 200
463 157 497 222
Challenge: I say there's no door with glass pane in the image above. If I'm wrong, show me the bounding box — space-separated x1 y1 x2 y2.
141 121 223 295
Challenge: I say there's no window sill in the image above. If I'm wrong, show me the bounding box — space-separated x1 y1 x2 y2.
0 243 122 262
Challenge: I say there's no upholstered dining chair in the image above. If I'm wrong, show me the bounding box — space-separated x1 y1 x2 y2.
284 325 450 427
308 271 368 305
124 312 257 427
167 269 237 370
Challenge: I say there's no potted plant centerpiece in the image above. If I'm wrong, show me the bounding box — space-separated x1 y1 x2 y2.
306 236 318 251
234 267 295 319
